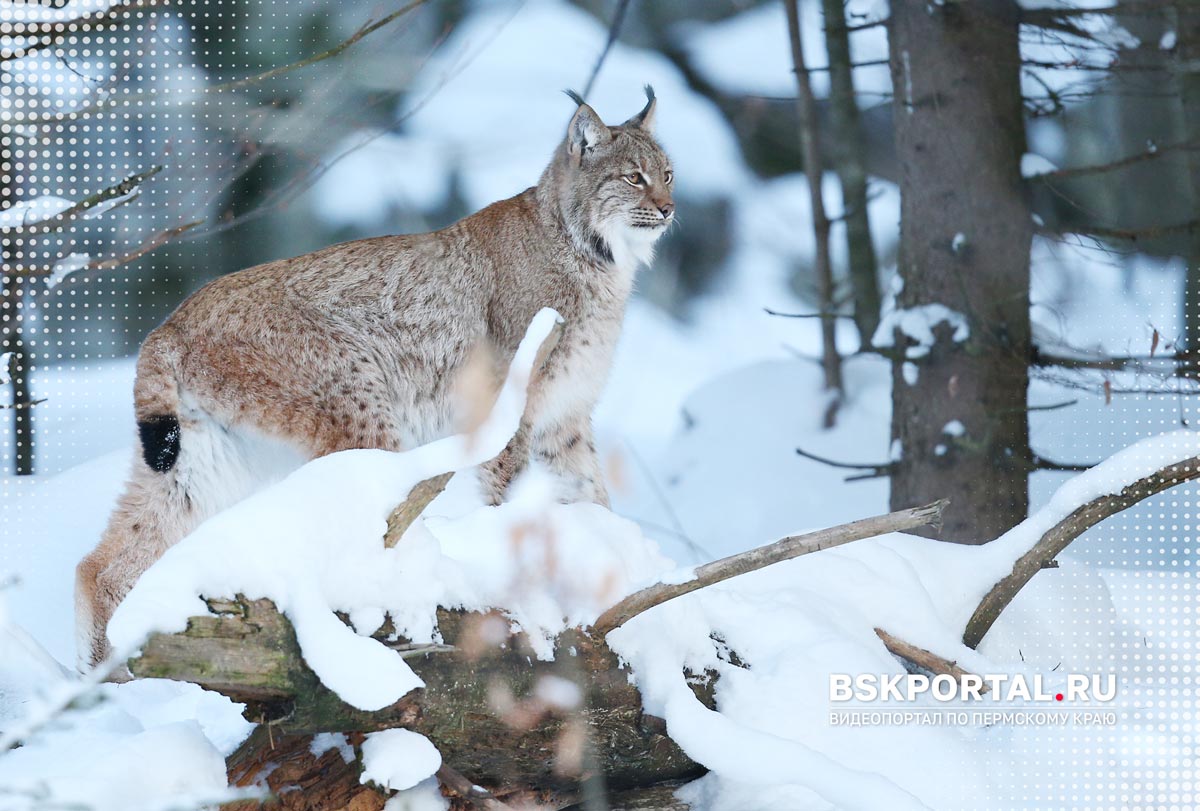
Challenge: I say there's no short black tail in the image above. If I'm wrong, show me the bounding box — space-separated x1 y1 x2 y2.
138 415 181 472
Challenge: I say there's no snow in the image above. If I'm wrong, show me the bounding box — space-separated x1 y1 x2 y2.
0 675 253 811
311 132 452 227
311 732 356 764
0 196 74 229
872 303 970 359
361 729 442 792
45 252 89 290
1020 152 1058 178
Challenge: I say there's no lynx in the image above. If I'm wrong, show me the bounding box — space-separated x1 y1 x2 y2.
75 88 675 667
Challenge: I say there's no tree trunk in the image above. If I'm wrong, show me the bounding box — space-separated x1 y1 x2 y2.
1178 5 1200 352
0 127 33 475
821 0 881 347
886 0 1032 543
785 0 843 426
6 324 33 475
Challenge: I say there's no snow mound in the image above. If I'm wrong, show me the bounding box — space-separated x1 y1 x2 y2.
361 729 442 792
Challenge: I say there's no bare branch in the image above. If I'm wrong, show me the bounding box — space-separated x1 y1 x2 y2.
0 397 46 411
581 0 632 100
1044 220 1200 242
763 307 856 320
11 0 429 125
2 166 162 234
1034 348 1200 373
795 445 894 476
591 501 947 637
213 0 428 94
0 0 162 64
874 628 988 692
964 455 1200 648
88 219 205 273
1027 138 1200 183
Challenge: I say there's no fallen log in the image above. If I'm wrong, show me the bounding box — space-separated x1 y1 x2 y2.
129 501 947 808
131 598 707 801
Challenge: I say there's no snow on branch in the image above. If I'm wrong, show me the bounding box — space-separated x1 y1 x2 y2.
0 166 161 236
964 433 1200 648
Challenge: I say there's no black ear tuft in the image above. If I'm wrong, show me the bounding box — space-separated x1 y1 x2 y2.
564 89 586 107
623 84 658 131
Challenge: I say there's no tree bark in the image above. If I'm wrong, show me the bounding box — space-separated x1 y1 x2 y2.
1177 5 1200 352
886 0 1032 543
822 0 881 346
130 599 708 803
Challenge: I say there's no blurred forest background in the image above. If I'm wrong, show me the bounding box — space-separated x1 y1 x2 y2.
4 0 1200 554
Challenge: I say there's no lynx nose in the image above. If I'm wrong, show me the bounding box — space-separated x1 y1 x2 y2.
658 202 675 219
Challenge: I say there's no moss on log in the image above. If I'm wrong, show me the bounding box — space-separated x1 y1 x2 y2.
131 597 707 801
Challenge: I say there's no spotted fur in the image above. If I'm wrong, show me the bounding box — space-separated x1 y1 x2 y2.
74 88 675 668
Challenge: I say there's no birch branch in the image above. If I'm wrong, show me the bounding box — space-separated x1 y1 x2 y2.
591 500 947 637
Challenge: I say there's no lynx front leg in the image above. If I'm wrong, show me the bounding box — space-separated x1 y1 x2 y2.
531 417 609 507
479 425 531 506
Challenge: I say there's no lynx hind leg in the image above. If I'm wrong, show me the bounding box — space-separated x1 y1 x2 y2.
75 459 197 669
75 409 306 669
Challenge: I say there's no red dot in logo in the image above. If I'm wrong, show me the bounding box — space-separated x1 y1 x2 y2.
1055 693 1064 701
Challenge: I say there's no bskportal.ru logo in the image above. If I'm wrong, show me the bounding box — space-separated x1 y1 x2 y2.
829 673 1117 703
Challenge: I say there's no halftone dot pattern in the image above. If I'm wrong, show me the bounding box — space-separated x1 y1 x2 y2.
1 0 204 581
0 2 1196 808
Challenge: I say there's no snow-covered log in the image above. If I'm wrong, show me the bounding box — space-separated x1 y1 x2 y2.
129 597 709 805
123 497 950 807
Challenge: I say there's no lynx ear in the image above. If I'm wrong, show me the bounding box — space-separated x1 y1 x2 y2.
623 85 657 132
564 90 611 165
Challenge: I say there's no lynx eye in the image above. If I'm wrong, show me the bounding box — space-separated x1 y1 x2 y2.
622 172 644 187
664 170 673 185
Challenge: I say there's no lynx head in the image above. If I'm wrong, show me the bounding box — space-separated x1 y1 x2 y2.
547 86 674 269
